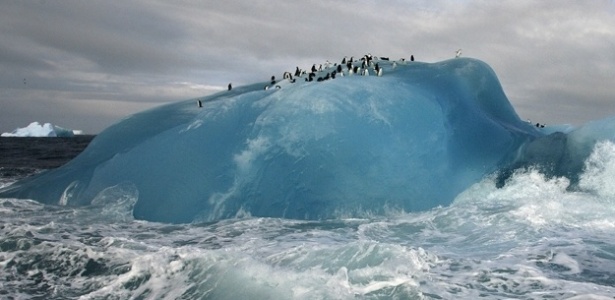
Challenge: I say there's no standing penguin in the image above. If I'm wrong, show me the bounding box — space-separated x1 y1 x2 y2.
228 83 232 91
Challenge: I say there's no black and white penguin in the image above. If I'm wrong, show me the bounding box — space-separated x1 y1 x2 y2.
271 75 276 85
410 55 414 62
294 67 301 77
197 100 202 108
311 64 317 73
283 72 293 80
228 83 232 91
365 53 373 65
455 49 462 58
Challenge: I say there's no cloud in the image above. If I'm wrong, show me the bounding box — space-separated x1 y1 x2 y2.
1 0 614 134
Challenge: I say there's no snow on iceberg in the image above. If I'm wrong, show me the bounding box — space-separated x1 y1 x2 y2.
1 122 79 137
1 58 614 223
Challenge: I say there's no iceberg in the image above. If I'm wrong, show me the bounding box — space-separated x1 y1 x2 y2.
1 122 79 137
1 58 614 223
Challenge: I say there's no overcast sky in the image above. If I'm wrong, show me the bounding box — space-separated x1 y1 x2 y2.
1 0 614 134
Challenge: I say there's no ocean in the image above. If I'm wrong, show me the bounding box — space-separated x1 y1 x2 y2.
2 138 615 299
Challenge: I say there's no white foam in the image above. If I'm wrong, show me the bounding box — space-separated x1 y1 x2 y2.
579 140 615 200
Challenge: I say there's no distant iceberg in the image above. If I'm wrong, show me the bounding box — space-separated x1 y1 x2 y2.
1 57 614 223
1 122 81 137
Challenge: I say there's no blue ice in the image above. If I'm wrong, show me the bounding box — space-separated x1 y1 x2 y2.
2 58 614 223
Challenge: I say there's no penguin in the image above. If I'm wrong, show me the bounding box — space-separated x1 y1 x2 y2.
228 83 232 91
283 72 293 80
311 64 317 72
337 64 342 73
264 85 269 90
197 100 202 108
410 55 414 62
362 68 369 76
377 68 383 77
455 49 462 58
341 57 346 64
392 62 397 69
294 67 301 77
271 75 276 85
275 85 281 89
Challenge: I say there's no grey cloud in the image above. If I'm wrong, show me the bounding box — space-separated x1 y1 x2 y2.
1 0 615 134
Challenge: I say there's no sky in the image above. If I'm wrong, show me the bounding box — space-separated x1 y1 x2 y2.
1 0 614 134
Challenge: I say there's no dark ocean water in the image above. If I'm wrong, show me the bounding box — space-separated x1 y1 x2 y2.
2 137 615 299
0 136 94 181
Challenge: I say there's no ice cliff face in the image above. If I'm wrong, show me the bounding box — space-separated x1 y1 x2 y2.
2 57 613 223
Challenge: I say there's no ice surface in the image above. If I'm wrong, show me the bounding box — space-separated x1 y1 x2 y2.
1 58 614 223
1 121 78 137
